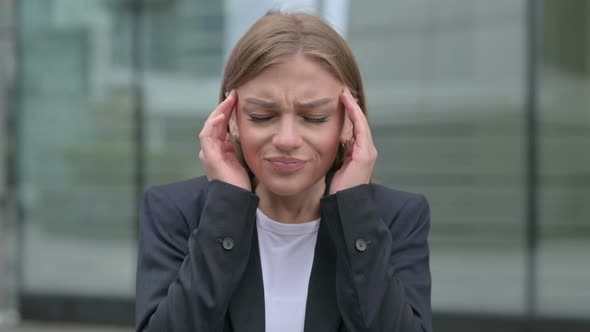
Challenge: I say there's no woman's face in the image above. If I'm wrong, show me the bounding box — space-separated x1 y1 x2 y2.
232 53 347 197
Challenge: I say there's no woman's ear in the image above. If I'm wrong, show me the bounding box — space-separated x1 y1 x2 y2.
229 107 240 141
225 90 240 140
340 105 353 144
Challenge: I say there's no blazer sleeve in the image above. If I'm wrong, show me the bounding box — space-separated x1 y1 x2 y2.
135 180 260 331
320 185 432 332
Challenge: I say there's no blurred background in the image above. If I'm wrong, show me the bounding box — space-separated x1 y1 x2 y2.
0 0 588 331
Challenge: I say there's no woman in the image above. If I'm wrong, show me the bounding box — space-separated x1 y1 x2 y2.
136 10 431 332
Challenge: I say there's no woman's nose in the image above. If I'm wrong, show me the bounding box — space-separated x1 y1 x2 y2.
272 117 303 151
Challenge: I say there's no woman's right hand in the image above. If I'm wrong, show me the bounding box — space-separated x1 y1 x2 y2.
198 90 251 191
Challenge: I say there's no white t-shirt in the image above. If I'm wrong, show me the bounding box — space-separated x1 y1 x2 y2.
256 208 320 332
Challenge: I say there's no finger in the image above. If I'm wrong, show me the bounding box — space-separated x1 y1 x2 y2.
222 130 236 154
214 89 237 119
199 112 225 139
340 98 353 142
199 113 226 156
200 90 237 138
213 113 229 142
340 88 371 146
218 92 238 140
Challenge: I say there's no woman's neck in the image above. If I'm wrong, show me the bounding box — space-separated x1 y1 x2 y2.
255 178 326 224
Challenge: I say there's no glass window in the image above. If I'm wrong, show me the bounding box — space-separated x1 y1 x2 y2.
10 0 590 327
18 0 136 298
350 0 528 314
1 0 18 322
538 0 590 318
142 0 225 186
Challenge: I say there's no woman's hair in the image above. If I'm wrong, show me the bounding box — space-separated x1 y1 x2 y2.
219 9 366 176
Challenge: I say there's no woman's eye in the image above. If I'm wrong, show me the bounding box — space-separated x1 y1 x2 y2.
248 115 274 123
302 116 328 123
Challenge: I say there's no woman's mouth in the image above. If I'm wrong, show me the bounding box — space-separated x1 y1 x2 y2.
267 157 307 173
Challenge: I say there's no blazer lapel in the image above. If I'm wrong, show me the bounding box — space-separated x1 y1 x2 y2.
304 218 341 331
230 174 341 332
228 224 265 331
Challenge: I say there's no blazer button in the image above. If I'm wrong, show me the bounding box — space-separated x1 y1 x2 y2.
222 237 235 250
355 239 368 252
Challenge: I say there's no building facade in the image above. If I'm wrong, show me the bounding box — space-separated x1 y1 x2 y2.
1 0 589 330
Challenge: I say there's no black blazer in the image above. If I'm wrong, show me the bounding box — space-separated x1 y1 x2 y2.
136 176 432 332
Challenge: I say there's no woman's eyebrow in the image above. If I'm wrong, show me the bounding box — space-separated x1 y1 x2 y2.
295 98 334 109
245 97 334 109
245 98 278 108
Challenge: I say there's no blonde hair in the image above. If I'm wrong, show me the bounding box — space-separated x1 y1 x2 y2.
219 10 366 177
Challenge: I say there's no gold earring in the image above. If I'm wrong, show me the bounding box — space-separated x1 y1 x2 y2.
341 138 350 150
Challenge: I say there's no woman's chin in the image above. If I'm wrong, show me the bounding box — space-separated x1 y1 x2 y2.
255 174 326 198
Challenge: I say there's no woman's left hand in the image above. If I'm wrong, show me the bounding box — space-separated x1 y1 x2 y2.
329 88 378 195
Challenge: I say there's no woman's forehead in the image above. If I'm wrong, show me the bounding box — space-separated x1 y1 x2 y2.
238 54 343 93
